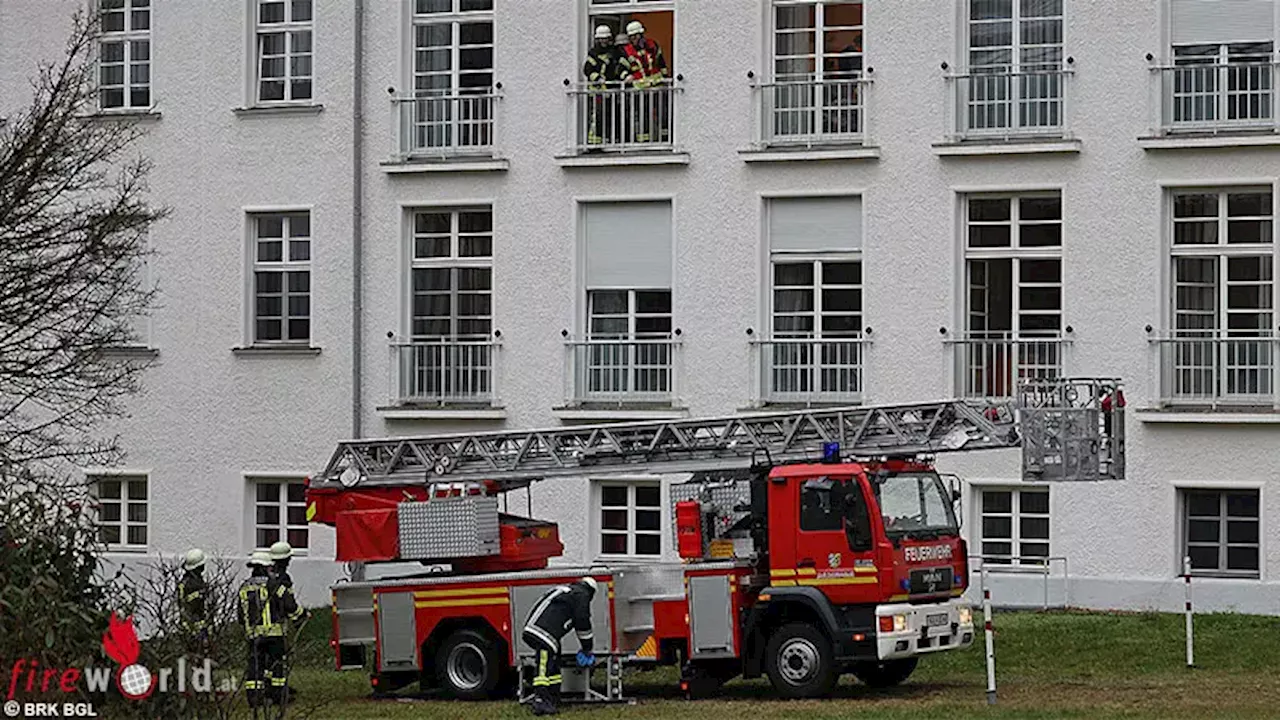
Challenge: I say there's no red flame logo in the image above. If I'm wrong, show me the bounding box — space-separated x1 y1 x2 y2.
102 612 140 667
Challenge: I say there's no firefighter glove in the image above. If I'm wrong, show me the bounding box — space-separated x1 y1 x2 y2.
576 651 595 668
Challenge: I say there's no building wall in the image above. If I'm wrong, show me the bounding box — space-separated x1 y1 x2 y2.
2 0 1279 612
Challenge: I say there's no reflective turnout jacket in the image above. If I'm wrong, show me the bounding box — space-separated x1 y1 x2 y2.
238 574 303 639
583 45 625 88
523 584 594 654
178 570 207 630
623 38 668 87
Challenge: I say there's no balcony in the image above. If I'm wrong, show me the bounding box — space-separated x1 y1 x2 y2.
743 77 879 161
559 336 683 415
384 340 502 417
948 332 1069 400
1143 61 1280 147
749 337 867 406
558 80 686 166
1149 334 1279 410
937 66 1078 154
384 90 507 172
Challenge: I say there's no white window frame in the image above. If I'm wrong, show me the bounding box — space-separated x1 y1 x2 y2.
584 0 677 69
586 289 673 341
769 255 863 340
249 476 310 554
406 207 494 341
1178 486 1262 579
975 485 1049 566
593 479 664 559
252 0 315 105
962 192 1064 337
86 471 150 552
408 0 495 97
96 0 152 112
768 0 864 83
249 210 312 345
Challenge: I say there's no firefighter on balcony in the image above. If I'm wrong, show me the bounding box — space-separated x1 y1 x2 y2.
584 24 625 147
621 20 669 143
522 577 597 716
177 548 208 653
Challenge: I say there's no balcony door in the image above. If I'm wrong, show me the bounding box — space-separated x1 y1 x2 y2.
410 0 495 152
771 1 864 141
964 0 1064 134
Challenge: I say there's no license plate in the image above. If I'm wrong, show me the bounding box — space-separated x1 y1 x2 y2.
909 567 953 595
926 613 949 627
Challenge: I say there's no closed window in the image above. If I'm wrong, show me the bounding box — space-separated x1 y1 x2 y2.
596 482 662 557
1168 0 1276 125
89 474 149 550
1182 488 1259 577
965 0 1064 131
252 479 309 551
97 0 151 110
255 0 313 103
251 212 311 344
979 487 1049 565
799 477 845 532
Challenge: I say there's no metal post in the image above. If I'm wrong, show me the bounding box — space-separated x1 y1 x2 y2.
982 564 996 704
1184 555 1194 668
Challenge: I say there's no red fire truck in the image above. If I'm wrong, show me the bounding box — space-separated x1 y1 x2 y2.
304 378 1123 703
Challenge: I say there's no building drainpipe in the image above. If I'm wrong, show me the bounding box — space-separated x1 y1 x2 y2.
350 0 366 584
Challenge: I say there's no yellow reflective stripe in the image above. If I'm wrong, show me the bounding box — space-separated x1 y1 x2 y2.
305 502 316 521
413 587 508 599
769 569 795 578
415 597 509 609
797 576 878 586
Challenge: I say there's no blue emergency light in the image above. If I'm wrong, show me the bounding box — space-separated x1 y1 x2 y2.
822 442 841 463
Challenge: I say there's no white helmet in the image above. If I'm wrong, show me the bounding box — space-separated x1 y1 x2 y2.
594 24 612 40
182 548 206 571
579 576 599 594
248 550 272 567
269 540 293 561
626 20 645 36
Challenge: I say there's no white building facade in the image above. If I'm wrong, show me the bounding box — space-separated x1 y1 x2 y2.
3 0 1280 613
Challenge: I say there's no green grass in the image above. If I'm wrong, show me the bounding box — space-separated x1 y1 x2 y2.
275 609 1280 719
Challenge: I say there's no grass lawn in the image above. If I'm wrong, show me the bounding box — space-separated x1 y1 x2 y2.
276 609 1280 719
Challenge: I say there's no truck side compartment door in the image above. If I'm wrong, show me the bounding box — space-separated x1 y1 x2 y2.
376 591 418 672
687 574 735 658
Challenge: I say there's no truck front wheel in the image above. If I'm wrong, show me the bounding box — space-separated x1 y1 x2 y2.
434 628 504 700
851 657 918 688
763 623 838 699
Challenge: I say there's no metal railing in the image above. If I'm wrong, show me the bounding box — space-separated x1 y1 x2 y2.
391 339 499 405
944 67 1072 141
391 90 499 161
749 337 867 405
947 333 1069 400
969 555 1070 610
1150 61 1280 134
564 336 681 405
752 77 870 147
1150 333 1279 408
566 80 680 154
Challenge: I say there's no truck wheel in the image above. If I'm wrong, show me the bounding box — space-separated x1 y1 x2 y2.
852 657 918 688
764 623 837 699
434 628 503 700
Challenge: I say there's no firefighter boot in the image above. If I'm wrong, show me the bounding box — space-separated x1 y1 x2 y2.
530 685 557 716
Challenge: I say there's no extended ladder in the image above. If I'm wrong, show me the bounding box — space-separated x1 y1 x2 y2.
314 399 1024 492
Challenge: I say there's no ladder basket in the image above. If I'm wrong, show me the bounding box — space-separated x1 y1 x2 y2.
1017 377 1125 482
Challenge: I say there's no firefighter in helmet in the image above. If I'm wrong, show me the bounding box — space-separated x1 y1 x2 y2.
269 540 294 588
238 550 304 706
178 548 209 652
583 24 625 146
522 577 597 716
621 20 669 143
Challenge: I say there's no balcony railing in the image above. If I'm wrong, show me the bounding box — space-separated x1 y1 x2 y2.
564 336 681 405
948 332 1069 400
391 90 499 161
752 77 870 148
749 337 867 405
391 339 499 406
1149 61 1280 135
1150 333 1279 408
566 80 681 154
944 67 1072 142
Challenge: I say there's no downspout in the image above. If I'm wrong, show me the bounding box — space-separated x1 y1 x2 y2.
351 0 365 440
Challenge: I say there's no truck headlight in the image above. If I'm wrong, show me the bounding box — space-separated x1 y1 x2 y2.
893 614 907 632
958 606 972 626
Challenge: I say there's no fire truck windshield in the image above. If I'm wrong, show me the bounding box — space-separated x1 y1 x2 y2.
876 473 959 539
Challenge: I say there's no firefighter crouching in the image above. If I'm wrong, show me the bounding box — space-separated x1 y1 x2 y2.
238 550 306 706
584 24 626 147
521 577 598 716
178 548 209 653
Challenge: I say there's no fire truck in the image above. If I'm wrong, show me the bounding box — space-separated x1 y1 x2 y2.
304 377 1124 702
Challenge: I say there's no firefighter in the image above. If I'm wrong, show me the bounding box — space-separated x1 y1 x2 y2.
521 577 597 716
177 548 208 652
268 540 306 700
584 24 624 147
269 540 294 587
621 20 669 143
238 551 304 706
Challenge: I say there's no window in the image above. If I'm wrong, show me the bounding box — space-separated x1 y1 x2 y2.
255 0 313 103
89 474 148 550
767 196 863 401
1168 187 1274 400
1168 0 1276 126
252 478 309 551
1182 488 1259 577
978 487 1049 565
799 477 845 532
251 212 311 344
770 1 864 139
964 0 1064 132
962 193 1064 397
597 482 662 556
97 0 151 111
410 0 494 150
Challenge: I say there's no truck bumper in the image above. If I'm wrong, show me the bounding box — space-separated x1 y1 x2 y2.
874 599 974 660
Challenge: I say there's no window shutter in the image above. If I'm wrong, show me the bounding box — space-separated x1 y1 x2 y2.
769 196 862 252
584 201 673 288
1171 0 1276 44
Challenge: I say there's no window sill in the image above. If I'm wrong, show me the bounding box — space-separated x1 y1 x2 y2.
1138 131 1280 150
739 144 881 163
932 137 1081 156
554 150 690 168
232 345 322 357
739 400 863 412
100 346 159 359
1185 572 1261 581
377 404 507 420
82 109 162 122
380 156 509 174
1135 408 1280 424
101 547 150 555
553 404 688 421
232 103 325 117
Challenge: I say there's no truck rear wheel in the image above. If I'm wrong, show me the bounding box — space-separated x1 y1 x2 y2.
434 628 503 700
851 657 918 688
764 622 837 699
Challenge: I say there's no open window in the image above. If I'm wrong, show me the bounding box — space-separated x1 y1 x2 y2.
586 0 675 74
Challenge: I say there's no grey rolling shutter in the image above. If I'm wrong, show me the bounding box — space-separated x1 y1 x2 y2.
584 201 673 288
769 196 862 252
1170 0 1276 44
